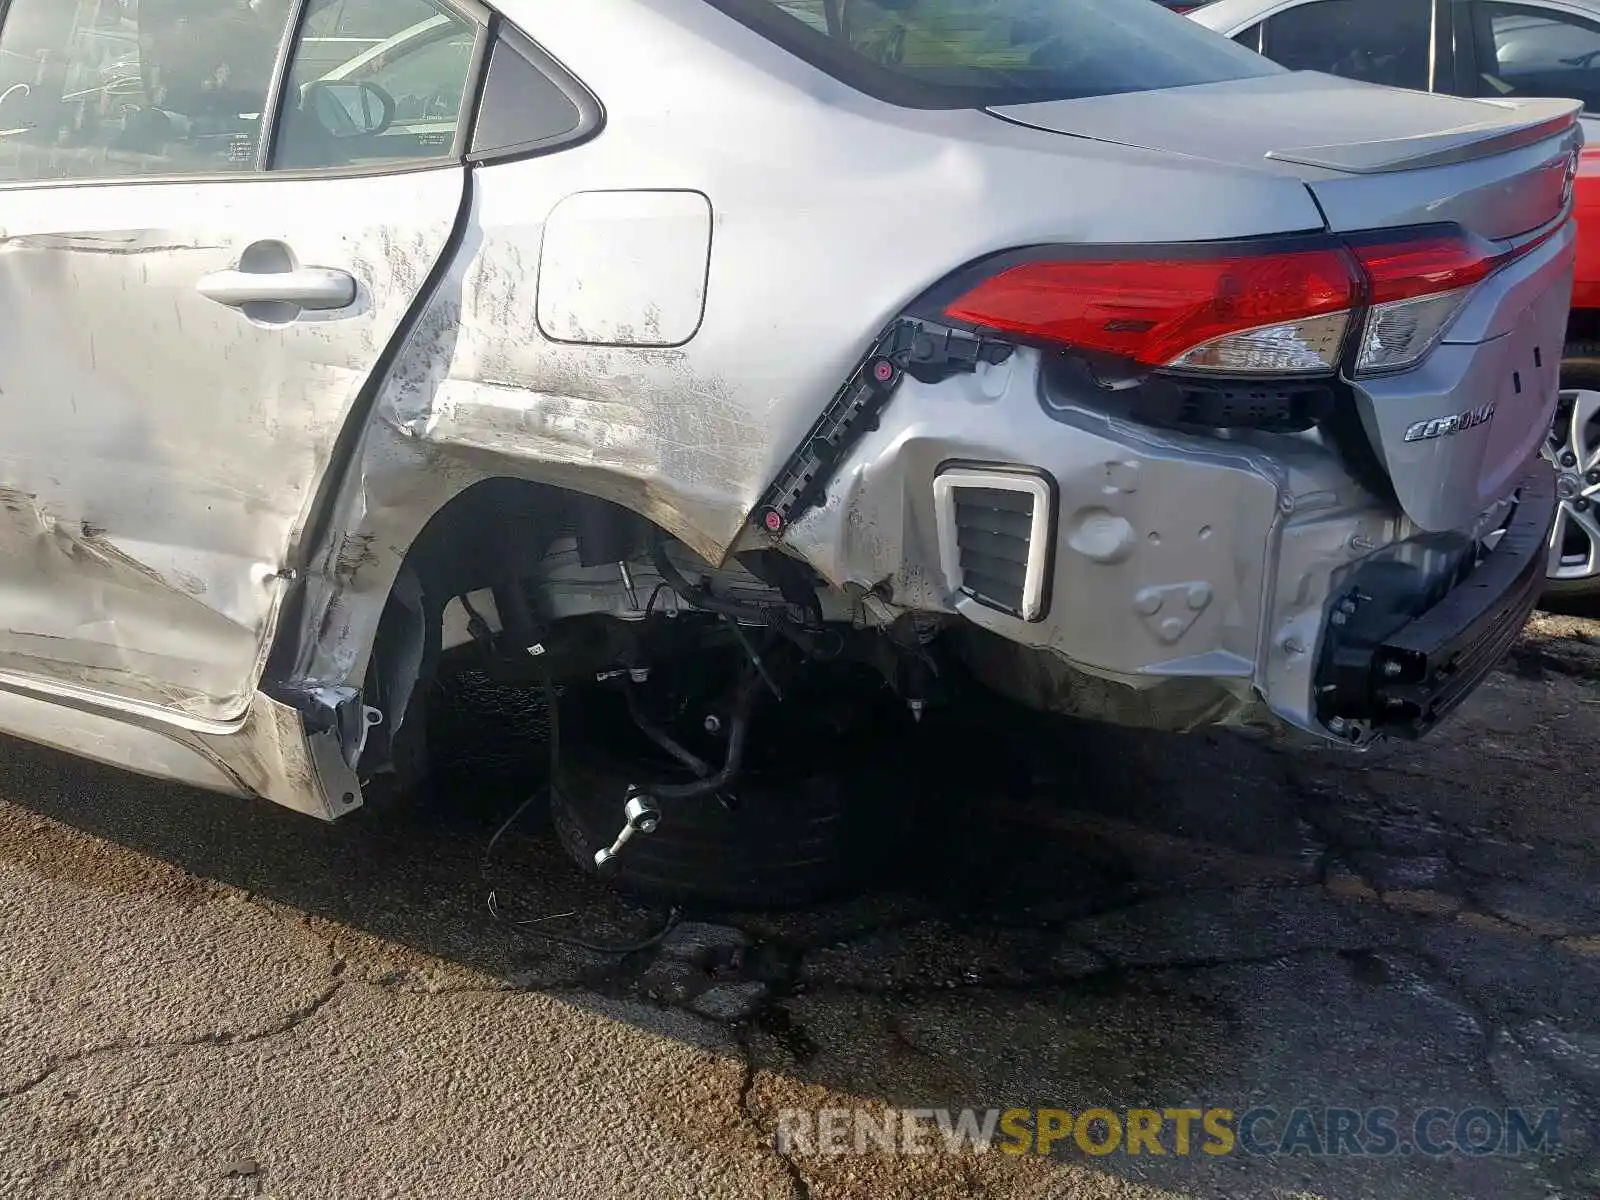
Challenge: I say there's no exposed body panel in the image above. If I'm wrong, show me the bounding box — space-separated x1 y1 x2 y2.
781 350 1417 736
289 0 1335 692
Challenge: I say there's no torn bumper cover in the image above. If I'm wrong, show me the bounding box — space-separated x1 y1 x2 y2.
781 345 1554 745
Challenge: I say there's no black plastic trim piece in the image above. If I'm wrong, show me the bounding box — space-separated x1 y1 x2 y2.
1314 463 1556 740
256 0 311 172
753 319 1012 535
454 15 497 164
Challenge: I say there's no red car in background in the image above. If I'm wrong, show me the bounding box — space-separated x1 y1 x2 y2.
1561 149 1600 598
1574 151 1600 317
1191 0 1600 597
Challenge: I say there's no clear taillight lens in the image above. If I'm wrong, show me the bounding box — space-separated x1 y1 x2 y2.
1353 286 1475 375
1168 311 1351 374
1346 231 1501 376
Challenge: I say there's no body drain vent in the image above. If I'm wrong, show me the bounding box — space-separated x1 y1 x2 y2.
932 469 1054 622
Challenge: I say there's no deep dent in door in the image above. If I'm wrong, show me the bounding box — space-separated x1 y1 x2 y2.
0 172 460 724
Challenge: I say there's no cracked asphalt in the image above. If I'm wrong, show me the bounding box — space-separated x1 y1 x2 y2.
0 613 1597 1199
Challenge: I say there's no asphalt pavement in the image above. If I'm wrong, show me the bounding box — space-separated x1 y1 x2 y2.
0 612 1597 1199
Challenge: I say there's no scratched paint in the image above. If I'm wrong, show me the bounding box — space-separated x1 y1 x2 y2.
0 0 1550 821
0 171 462 721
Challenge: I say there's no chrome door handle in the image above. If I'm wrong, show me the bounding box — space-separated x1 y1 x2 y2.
197 267 356 312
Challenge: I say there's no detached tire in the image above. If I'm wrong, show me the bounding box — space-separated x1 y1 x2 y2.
549 685 917 908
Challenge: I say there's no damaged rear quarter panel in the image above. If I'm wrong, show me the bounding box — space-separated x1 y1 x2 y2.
288 0 1334 699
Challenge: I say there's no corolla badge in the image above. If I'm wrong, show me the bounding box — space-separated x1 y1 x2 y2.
1403 402 1496 443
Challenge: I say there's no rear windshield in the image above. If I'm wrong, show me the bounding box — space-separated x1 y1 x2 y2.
705 0 1282 107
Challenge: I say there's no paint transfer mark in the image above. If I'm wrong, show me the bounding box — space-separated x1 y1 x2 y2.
5 235 226 256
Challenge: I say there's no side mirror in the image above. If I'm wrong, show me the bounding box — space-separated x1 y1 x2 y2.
302 79 395 139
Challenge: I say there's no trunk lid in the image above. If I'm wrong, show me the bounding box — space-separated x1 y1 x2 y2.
990 71 1582 531
989 72 1581 239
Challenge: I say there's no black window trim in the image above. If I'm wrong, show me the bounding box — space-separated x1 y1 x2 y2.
467 14 605 166
0 0 599 190
1451 0 1487 91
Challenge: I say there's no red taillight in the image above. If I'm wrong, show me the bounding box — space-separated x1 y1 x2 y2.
943 249 1360 370
1347 232 1497 305
941 223 1552 377
1348 227 1550 374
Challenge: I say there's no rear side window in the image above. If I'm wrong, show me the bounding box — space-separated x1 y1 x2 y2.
704 0 1283 108
1261 0 1432 92
1470 2 1600 113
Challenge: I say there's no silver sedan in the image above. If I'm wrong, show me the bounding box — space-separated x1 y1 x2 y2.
0 0 1578 899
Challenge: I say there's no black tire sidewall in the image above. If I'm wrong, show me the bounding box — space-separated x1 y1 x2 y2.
548 698 917 908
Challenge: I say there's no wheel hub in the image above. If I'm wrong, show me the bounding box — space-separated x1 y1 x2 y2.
1545 388 1600 583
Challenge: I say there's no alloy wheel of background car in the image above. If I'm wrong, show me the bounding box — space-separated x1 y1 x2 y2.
1545 355 1600 599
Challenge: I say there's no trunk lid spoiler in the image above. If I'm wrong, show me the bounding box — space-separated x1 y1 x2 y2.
1263 100 1581 174
989 72 1580 179
988 73 1583 239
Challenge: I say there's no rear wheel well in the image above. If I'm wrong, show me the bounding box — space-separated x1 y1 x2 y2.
358 477 659 779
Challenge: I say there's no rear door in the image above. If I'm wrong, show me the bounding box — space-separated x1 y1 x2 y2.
0 0 482 723
1256 0 1438 91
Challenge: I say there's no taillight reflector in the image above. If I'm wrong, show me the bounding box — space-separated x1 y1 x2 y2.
1348 227 1544 375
